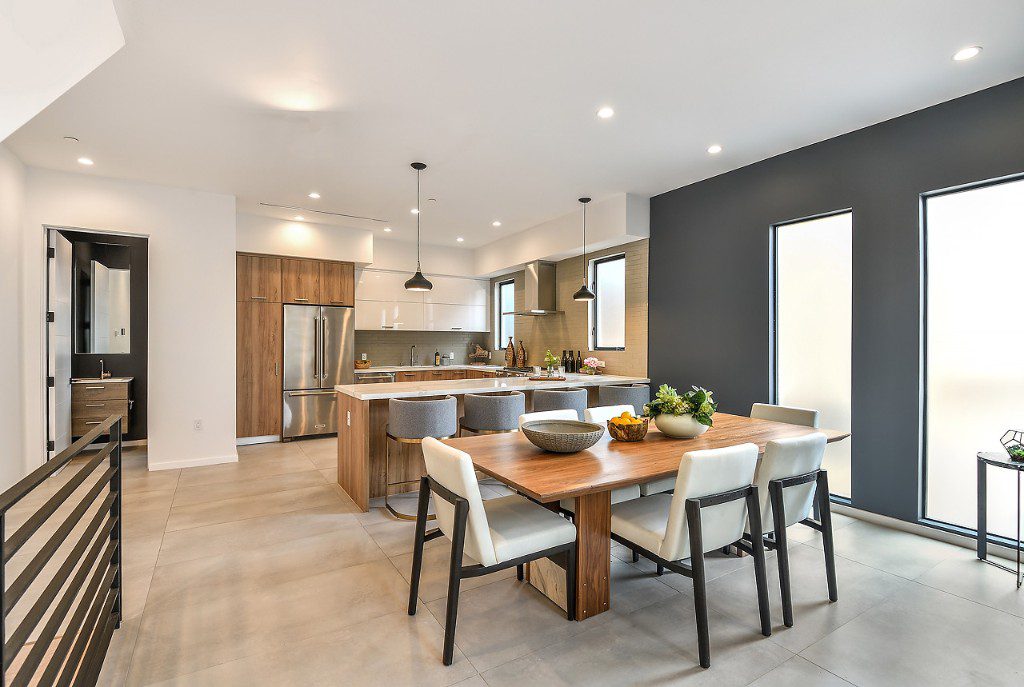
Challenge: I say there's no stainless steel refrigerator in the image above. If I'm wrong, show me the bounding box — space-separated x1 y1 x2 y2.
282 304 354 438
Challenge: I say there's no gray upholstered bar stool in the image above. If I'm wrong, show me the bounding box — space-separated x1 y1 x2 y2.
386 396 458 520
600 383 651 416
531 388 588 420
459 391 526 436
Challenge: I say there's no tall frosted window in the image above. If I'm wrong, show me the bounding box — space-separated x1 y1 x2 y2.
496 279 515 349
592 254 626 350
926 177 1024 537
775 212 853 498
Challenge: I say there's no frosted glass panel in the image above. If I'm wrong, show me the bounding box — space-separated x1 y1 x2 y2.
926 177 1024 538
776 212 853 498
593 256 625 349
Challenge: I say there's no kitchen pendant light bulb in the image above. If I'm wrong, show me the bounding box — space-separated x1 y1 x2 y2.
406 162 433 292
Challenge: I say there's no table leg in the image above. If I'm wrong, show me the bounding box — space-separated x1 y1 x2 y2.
573 491 611 620
977 459 987 560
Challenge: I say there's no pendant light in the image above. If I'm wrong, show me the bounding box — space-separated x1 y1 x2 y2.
573 197 595 301
404 162 433 291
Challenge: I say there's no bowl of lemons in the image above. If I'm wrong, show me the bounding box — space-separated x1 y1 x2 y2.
607 411 649 442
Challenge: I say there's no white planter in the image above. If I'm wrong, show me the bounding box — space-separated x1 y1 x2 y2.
654 413 709 439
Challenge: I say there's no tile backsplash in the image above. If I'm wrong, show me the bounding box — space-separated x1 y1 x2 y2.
355 330 493 366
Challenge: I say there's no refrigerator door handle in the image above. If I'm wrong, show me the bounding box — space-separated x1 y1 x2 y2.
313 315 320 380
285 390 337 397
320 314 328 381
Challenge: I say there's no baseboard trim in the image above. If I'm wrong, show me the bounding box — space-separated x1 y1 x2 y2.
833 502 1019 563
147 452 238 471
236 435 280 446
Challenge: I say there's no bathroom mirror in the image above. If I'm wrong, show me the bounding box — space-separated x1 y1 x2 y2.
74 243 131 354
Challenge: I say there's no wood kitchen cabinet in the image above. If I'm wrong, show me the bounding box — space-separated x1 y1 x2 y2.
236 301 282 437
320 261 355 306
236 254 282 302
281 258 321 304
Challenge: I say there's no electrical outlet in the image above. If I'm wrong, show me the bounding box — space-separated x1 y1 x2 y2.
193 419 203 431
360 353 367 361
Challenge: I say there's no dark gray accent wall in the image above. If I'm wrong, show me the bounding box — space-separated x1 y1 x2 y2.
650 77 1024 523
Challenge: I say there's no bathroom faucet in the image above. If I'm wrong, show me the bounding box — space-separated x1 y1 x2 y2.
99 359 111 379
410 345 416 366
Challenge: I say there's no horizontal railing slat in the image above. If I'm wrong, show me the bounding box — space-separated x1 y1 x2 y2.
73 589 118 687
4 509 116 664
6 483 115 614
55 575 117 687
4 443 114 564
0 415 121 514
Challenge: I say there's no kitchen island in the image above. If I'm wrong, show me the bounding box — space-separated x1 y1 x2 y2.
334 373 649 510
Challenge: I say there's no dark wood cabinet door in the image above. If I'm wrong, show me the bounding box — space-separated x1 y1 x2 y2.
320 261 355 306
236 302 282 437
237 254 282 303
281 258 321 304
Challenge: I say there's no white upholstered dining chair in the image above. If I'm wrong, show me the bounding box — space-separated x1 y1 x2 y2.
518 408 577 428
750 402 819 428
557 405 642 513
610 444 771 668
410 437 578 665
583 405 635 423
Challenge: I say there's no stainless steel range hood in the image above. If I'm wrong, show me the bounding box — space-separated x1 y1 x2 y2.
512 260 562 316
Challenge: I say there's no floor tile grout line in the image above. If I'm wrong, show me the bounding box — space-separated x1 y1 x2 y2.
163 484 351 533
168 469 332 509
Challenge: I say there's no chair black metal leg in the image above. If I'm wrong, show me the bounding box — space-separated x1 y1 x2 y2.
746 488 772 637
516 563 524 581
442 500 469 666
769 481 793 627
566 544 578 621
408 477 431 616
656 563 664 576
632 549 639 563
685 499 711 669
817 471 838 602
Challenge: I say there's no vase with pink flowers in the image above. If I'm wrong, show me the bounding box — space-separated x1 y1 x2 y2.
581 356 605 374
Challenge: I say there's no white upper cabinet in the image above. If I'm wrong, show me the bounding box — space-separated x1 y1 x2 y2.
355 269 490 331
422 276 488 306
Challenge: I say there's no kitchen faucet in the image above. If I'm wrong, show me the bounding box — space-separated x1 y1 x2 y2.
410 345 416 366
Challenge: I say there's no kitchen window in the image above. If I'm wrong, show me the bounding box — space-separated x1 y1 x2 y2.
495 279 515 349
591 254 626 350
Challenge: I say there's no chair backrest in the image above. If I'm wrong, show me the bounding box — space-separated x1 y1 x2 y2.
464 391 526 432
755 433 827 533
584 405 636 424
421 437 498 567
659 444 759 562
518 409 577 429
532 388 588 420
750 403 819 428
599 384 651 415
389 396 459 439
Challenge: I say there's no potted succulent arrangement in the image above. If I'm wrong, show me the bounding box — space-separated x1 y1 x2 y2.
581 356 605 374
643 384 718 439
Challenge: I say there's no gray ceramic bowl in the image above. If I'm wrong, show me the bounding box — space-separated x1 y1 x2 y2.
521 420 604 453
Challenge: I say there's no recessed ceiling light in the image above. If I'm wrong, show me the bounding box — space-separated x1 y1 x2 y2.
596 106 615 119
383 227 392 232
492 220 502 227
411 208 420 214
456 237 464 243
77 157 94 166
953 46 982 61
307 192 320 199
707 144 722 155
293 215 305 221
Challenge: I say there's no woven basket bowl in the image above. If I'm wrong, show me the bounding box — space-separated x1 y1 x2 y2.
607 417 649 442
521 420 604 453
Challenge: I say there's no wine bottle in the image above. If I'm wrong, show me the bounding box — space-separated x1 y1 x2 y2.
561 350 568 371
576 350 583 373
434 349 441 366
567 349 575 373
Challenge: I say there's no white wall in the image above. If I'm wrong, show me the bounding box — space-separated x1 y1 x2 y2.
474 193 649 277
23 168 238 471
236 213 373 263
0 0 124 142
370 237 479 278
0 144 26 488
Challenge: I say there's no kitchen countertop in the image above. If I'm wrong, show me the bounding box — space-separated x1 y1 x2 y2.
336 373 650 400
354 364 504 374
71 377 134 383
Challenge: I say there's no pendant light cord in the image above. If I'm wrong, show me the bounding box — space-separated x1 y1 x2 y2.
416 168 422 271
581 201 587 284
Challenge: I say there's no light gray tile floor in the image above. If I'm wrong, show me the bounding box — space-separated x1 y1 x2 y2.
84 438 1024 686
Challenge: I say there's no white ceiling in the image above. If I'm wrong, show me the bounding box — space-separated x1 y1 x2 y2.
7 0 1024 248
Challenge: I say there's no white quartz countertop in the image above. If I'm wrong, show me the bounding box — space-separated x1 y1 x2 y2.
336 373 650 400
71 377 134 383
354 365 503 374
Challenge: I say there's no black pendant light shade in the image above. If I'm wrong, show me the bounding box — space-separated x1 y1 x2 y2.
573 197 596 301
405 162 433 292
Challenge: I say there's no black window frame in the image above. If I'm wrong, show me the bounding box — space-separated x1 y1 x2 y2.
495 278 515 349
591 253 626 351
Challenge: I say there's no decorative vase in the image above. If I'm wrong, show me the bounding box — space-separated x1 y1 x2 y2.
654 413 709 439
505 337 515 368
516 340 527 368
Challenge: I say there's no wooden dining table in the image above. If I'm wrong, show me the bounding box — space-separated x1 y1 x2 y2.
442 412 851 620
